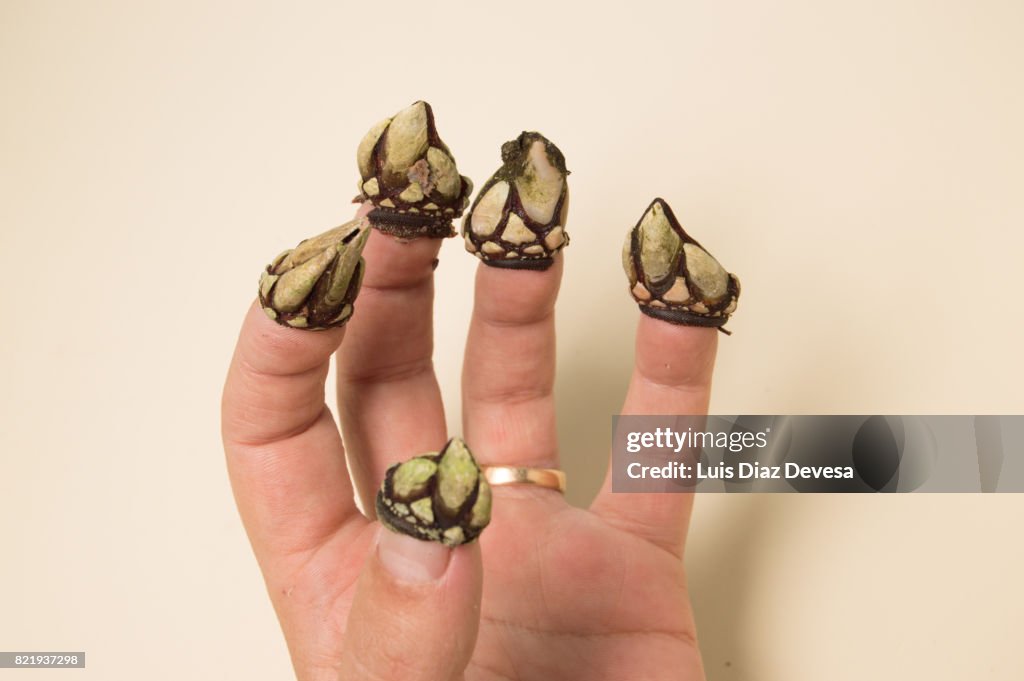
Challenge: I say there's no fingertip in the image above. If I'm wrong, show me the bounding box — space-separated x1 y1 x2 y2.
633 315 718 393
358 231 442 290
339 530 483 680
636 314 718 360
447 538 483 589
375 526 483 586
237 300 348 376
473 253 563 325
377 528 451 584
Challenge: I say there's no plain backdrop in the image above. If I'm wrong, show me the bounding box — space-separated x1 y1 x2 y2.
2 1 1022 679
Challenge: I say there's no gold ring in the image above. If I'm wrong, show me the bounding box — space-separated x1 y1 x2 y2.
483 466 566 494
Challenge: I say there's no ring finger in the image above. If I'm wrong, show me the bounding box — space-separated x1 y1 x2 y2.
462 256 563 470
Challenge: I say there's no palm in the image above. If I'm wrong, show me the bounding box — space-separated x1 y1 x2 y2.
277 492 699 681
472 498 700 680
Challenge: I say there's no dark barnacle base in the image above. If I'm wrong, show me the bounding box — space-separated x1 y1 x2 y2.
367 208 455 240
481 257 554 271
639 305 733 335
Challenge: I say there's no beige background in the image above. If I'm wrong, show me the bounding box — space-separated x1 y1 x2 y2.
2 1 1022 679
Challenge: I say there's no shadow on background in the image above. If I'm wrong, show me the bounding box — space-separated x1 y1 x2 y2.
552 316 842 680
555 327 789 680
686 495 792 680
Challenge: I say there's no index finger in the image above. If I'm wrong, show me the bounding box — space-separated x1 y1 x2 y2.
222 238 368 562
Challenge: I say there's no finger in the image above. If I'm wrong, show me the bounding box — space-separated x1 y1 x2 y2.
336 227 448 512
590 316 718 557
222 302 358 559
338 529 482 681
462 255 563 469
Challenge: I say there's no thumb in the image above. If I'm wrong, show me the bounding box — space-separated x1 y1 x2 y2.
338 527 483 681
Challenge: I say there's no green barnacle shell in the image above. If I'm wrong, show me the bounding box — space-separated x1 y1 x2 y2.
462 131 570 271
355 101 473 240
623 198 740 334
375 437 491 546
257 218 370 331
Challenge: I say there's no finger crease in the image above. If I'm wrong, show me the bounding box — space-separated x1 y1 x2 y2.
360 270 433 294
468 385 553 407
592 504 685 560
481 613 699 649
225 404 332 449
236 356 329 382
476 309 554 330
467 659 521 681
635 373 712 397
339 357 434 385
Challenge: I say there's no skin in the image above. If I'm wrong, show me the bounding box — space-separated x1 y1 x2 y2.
222 202 717 681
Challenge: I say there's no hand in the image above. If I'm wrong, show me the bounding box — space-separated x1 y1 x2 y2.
222 206 717 680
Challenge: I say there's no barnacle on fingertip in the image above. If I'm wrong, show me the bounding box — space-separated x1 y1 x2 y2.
376 438 491 546
623 198 740 334
258 219 370 331
462 131 570 270
356 101 473 239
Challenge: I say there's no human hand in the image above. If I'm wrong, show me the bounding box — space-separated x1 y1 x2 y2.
222 204 716 680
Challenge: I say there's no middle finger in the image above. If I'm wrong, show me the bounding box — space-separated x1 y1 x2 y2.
336 230 448 513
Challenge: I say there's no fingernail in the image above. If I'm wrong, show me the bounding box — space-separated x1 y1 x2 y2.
377 528 451 583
